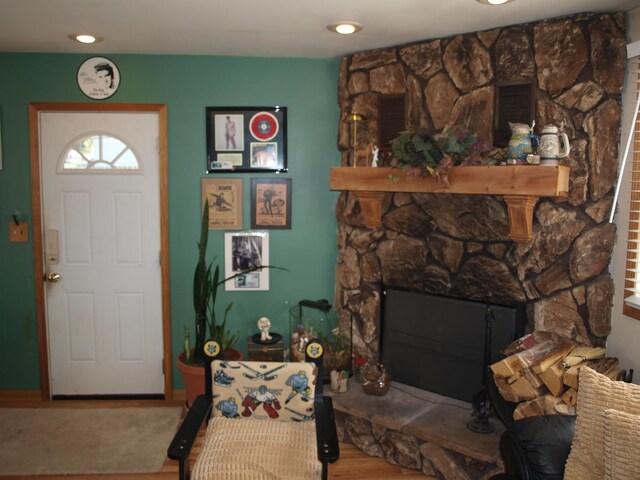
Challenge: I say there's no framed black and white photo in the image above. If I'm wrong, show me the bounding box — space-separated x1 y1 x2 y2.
224 231 270 291
77 56 121 100
251 178 291 229
206 107 287 173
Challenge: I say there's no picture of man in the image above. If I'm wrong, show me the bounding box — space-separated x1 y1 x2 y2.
215 114 244 151
94 62 114 90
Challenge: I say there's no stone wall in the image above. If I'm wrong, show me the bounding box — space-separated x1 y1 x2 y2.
334 13 627 359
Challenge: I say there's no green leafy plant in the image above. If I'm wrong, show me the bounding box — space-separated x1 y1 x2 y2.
187 202 283 365
388 127 502 182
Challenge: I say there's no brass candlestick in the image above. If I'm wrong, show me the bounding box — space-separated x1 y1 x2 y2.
346 112 366 167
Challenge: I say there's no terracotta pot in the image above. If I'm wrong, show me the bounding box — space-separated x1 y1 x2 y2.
176 348 243 407
176 352 205 408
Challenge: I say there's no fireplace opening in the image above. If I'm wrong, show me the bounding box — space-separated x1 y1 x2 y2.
380 287 525 402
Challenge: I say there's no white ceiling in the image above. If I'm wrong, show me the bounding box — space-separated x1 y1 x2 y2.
1 0 639 59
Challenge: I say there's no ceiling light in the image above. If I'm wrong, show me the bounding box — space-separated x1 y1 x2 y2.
327 22 364 35
69 34 103 44
476 0 514 4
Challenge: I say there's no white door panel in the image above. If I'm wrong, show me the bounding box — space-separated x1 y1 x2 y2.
40 112 163 395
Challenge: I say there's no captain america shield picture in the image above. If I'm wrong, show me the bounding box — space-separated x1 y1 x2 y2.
250 111 279 141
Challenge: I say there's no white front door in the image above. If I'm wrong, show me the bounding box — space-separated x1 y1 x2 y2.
40 111 164 396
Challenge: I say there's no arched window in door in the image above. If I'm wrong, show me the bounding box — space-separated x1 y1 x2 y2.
59 133 141 172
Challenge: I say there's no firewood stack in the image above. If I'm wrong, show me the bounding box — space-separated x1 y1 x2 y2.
490 333 626 420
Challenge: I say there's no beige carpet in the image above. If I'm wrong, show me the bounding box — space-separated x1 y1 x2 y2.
0 407 182 475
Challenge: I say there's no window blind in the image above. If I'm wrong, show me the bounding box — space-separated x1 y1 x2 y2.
622 57 640 318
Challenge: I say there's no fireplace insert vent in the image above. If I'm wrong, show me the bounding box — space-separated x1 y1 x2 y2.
381 288 524 402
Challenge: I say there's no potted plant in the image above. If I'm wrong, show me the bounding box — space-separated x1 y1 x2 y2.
177 202 274 405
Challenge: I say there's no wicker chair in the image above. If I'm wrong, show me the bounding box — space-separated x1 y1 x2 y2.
168 338 339 480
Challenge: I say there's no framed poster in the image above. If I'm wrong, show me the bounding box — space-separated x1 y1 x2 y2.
251 178 291 229
206 106 287 173
202 178 243 230
77 56 121 100
224 232 270 291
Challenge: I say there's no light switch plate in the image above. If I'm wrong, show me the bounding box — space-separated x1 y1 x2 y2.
9 222 28 243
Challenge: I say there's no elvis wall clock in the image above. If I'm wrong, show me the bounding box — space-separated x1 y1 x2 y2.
77 56 121 100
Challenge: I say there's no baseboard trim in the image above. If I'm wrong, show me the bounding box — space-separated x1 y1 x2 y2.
0 390 41 400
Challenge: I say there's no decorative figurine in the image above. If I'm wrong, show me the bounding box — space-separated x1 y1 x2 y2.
371 145 379 167
251 317 282 345
257 317 272 342
330 369 349 393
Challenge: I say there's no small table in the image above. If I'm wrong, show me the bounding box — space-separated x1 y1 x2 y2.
247 334 285 362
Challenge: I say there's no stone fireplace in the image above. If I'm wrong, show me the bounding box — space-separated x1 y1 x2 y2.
334 12 626 361
330 12 627 478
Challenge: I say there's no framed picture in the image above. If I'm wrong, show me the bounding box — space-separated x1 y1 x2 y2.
206 106 287 173
251 178 291 229
224 232 270 291
202 178 243 230
76 56 121 100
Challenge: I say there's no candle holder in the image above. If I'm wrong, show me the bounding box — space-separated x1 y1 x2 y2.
345 112 366 167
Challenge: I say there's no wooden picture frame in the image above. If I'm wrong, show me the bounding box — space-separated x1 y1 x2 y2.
206 106 287 173
202 178 243 230
224 231 270 291
251 178 291 229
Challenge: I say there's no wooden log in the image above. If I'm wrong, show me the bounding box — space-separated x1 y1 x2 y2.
532 343 575 374
491 340 567 378
563 357 619 389
494 376 521 403
509 375 548 401
561 387 578 407
513 394 562 420
539 359 566 396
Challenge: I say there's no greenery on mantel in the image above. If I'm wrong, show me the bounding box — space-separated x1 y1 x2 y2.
386 127 507 184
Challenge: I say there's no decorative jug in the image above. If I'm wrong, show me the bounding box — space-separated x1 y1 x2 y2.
538 124 570 165
508 122 539 162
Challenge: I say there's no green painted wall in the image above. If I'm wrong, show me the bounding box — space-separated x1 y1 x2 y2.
0 53 340 391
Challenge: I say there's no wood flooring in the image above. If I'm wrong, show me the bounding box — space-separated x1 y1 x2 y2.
0 398 422 479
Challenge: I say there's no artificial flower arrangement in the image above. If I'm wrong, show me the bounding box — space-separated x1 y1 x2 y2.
387 127 507 184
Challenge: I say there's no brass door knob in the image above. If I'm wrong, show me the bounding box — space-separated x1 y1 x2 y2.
47 273 61 283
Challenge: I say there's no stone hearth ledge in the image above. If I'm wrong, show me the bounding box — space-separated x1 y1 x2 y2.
328 381 505 465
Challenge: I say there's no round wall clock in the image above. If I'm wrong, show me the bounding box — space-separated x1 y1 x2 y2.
77 56 120 100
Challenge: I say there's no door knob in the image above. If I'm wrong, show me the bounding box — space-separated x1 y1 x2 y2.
47 273 61 283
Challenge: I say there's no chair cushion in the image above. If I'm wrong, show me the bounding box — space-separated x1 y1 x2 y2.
564 367 640 480
603 409 640 480
211 360 317 422
192 416 321 480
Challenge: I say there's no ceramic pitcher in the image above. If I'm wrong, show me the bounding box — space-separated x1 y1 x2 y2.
508 122 539 161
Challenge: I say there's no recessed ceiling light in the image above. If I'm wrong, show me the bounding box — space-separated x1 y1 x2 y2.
327 22 364 35
69 34 103 44
476 0 514 4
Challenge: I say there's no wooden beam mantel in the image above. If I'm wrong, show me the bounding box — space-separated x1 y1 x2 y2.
329 166 570 243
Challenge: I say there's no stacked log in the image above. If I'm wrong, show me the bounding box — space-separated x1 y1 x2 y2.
491 333 625 420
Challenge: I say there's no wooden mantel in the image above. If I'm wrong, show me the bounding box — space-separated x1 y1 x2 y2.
329 165 570 243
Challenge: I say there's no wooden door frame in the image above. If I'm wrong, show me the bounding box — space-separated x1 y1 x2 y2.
29 103 172 400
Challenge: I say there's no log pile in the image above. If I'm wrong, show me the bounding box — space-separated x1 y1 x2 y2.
491 333 626 420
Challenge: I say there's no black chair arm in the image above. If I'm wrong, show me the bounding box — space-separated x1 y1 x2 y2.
500 430 532 480
167 395 212 480
314 396 339 464
499 415 575 480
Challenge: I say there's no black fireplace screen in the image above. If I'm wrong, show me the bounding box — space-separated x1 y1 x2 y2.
381 288 524 402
